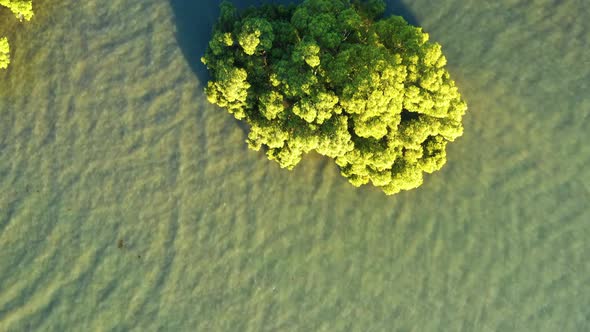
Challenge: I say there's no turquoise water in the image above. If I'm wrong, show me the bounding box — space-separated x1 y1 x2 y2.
1 0 589 331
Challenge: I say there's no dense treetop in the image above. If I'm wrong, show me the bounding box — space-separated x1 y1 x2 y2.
202 0 467 195
0 0 34 69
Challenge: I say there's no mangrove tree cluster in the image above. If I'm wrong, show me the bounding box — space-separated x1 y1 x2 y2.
1 0 34 69
202 0 467 195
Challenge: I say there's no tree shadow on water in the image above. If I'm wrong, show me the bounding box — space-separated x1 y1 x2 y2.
168 0 218 84
168 0 419 85
385 0 419 26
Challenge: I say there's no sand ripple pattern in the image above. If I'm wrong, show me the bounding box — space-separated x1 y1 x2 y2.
0 0 589 331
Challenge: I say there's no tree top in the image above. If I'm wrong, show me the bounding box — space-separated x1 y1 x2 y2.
202 0 467 195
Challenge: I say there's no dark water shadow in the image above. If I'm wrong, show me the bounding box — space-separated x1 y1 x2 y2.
384 0 419 26
168 0 419 85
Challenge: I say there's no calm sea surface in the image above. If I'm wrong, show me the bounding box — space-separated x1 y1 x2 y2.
1 0 589 331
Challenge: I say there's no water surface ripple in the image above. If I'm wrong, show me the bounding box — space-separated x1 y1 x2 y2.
0 0 588 331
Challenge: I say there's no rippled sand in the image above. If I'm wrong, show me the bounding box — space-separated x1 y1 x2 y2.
0 0 589 330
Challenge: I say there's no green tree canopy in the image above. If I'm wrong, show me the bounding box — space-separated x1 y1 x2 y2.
1 0 34 69
202 0 467 195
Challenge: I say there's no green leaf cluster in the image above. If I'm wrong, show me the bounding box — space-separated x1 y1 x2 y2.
0 0 34 69
0 37 9 69
0 0 33 20
202 0 467 195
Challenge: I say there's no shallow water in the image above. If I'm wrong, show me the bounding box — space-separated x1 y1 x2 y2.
0 0 589 331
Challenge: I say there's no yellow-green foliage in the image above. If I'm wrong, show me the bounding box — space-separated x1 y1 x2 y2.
0 0 33 20
202 0 468 195
0 37 9 69
0 0 34 69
